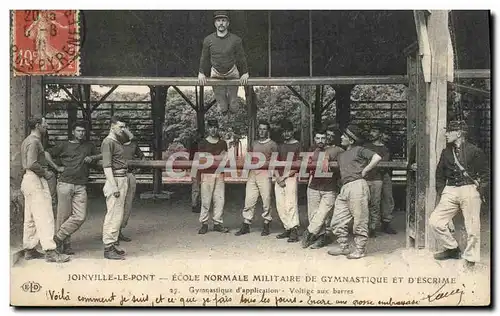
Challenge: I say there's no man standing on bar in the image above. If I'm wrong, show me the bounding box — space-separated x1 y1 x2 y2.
20 116 70 263
274 120 301 243
48 121 101 255
429 120 489 270
302 128 344 249
198 10 249 114
235 120 278 236
119 124 146 242
101 116 129 260
197 119 230 234
328 125 381 259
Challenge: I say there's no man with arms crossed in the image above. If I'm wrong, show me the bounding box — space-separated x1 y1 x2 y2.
48 121 101 255
198 11 249 114
328 125 382 259
197 119 230 234
274 120 301 243
101 116 129 260
20 116 70 263
429 120 489 270
302 128 344 249
235 120 278 236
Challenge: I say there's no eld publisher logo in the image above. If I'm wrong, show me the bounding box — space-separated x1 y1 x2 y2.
21 281 41 293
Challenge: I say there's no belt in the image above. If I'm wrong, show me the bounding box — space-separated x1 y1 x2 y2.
447 179 474 187
113 169 128 177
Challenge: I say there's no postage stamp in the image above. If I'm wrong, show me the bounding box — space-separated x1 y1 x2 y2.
11 10 81 76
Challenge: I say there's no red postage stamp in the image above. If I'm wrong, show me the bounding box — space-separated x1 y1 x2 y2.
11 10 81 76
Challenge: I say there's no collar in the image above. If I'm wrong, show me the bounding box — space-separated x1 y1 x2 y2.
258 138 271 144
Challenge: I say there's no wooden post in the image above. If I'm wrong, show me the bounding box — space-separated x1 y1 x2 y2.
300 86 311 150
197 86 205 138
245 86 257 150
335 85 354 133
27 77 43 118
423 10 449 250
314 85 322 132
150 86 169 195
10 75 29 187
406 54 417 248
83 84 92 141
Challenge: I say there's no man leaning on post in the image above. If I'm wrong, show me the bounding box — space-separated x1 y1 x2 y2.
429 120 489 271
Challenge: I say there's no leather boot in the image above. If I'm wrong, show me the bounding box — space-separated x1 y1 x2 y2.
310 234 328 249
347 235 367 259
301 230 315 249
213 224 230 233
235 223 250 236
104 245 125 260
45 250 71 263
24 248 44 260
63 243 75 255
198 223 209 234
346 248 366 259
53 236 65 253
327 236 350 256
287 227 299 243
382 222 397 234
433 247 461 260
261 222 271 236
276 230 290 239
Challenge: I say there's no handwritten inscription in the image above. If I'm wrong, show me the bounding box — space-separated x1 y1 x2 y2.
47 288 71 301
41 273 468 307
423 283 466 306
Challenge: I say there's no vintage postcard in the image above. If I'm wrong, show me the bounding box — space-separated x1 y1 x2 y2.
9 9 491 307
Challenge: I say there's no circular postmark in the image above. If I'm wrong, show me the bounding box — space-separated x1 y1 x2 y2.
11 10 84 76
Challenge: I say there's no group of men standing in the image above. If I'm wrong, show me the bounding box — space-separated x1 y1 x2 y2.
20 116 144 262
190 118 398 260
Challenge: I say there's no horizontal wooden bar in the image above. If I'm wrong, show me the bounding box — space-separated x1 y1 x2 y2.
118 160 409 170
455 69 490 79
352 100 407 104
43 75 409 86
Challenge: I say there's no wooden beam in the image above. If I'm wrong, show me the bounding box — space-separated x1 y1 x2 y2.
449 82 490 98
91 85 118 111
245 86 257 150
414 56 427 249
171 86 196 111
424 10 449 250
83 85 92 141
150 86 168 194
334 85 354 133
60 86 85 109
204 99 217 112
287 86 310 108
406 54 418 248
119 160 409 170
455 69 490 79
321 96 335 113
314 85 322 131
414 10 432 83
268 11 272 78
43 75 408 86
197 86 205 137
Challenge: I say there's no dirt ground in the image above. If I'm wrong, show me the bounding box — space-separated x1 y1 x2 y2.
10 184 491 306
11 183 490 263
